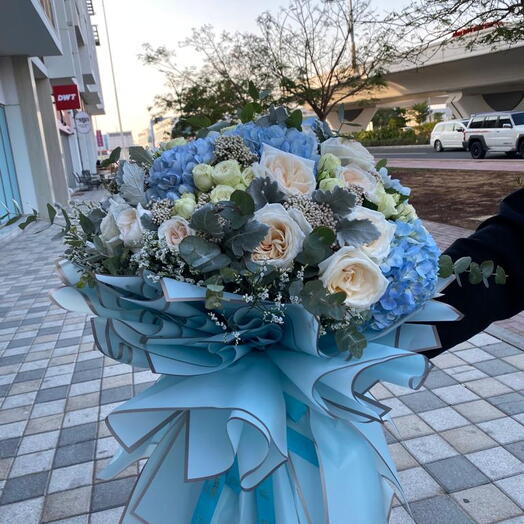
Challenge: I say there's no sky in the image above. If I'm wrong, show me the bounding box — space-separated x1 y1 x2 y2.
92 0 400 139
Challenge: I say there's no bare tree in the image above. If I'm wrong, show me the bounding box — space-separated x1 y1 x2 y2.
257 0 397 121
390 0 524 49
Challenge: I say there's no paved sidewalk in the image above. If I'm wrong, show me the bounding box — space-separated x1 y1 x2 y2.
0 225 522 523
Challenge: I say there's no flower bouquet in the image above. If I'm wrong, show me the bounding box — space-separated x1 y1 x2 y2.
49 108 467 523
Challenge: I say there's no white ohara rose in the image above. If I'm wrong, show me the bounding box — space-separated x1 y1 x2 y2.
115 205 145 248
252 203 306 268
258 144 316 197
321 137 376 172
158 217 193 251
347 206 395 263
337 164 379 199
319 247 389 309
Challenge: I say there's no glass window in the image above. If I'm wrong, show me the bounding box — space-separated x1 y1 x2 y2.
469 117 485 129
484 116 498 128
511 112 524 126
499 116 512 128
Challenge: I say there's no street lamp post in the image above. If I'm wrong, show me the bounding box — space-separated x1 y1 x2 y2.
100 0 125 154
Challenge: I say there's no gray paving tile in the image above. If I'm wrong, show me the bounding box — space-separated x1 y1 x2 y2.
478 418 524 444
71 367 103 384
48 462 94 494
423 369 458 389
452 484 522 523
53 440 96 468
410 495 473 524
505 440 524 462
474 359 519 376
432 384 480 405
398 390 446 413
0 438 20 459
58 422 98 447
403 434 458 463
487 392 524 416
99 385 133 405
482 342 522 358
441 425 497 454
91 476 136 512
13 369 45 383
0 496 44 524
426 455 490 492
41 486 91 522
0 471 49 504
398 466 443 502
419 407 469 432
467 447 524 480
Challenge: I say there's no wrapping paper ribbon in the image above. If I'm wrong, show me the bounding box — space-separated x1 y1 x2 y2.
51 260 461 523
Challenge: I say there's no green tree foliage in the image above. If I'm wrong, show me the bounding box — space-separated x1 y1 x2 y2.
410 102 431 125
372 107 408 129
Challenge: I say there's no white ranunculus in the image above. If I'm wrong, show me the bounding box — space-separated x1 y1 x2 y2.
252 203 306 268
337 165 379 199
347 206 395 262
258 144 316 197
116 206 144 248
158 217 194 251
319 247 389 309
321 137 376 172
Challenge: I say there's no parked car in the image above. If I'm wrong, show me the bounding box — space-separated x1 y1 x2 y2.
430 120 468 151
463 111 524 159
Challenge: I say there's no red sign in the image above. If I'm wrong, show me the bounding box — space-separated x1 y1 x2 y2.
96 130 104 148
52 84 81 110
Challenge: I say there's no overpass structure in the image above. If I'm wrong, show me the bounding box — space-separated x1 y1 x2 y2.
326 32 524 131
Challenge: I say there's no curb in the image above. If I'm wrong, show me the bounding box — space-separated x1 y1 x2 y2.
485 324 524 351
367 144 431 150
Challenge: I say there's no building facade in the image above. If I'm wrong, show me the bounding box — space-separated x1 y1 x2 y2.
0 0 104 223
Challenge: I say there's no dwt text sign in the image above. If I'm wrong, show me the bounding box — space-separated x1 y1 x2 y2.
52 85 81 111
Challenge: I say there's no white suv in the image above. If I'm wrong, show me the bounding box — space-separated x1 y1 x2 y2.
430 120 468 151
463 111 524 159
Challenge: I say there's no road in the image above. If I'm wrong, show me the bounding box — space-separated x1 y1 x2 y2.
368 145 510 160
366 145 524 171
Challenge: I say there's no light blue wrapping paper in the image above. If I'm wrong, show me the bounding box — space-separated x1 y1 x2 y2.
51 259 461 524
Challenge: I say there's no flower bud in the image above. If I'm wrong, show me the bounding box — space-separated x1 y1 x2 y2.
174 194 197 219
212 160 242 187
241 166 255 187
319 177 346 192
192 164 214 192
318 153 341 177
210 184 235 203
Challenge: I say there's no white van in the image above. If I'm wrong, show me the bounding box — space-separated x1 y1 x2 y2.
430 120 468 151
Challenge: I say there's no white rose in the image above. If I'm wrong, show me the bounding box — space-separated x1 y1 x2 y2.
287 207 313 235
319 247 389 309
158 217 194 251
252 203 306 268
258 144 316 197
100 212 120 245
116 206 144 248
346 206 395 262
337 165 379 199
321 137 376 172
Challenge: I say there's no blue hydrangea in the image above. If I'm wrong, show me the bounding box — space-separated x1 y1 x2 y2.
369 219 440 331
378 167 410 196
147 135 216 201
226 122 318 160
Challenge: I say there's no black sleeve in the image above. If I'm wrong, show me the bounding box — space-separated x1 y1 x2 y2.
422 188 524 359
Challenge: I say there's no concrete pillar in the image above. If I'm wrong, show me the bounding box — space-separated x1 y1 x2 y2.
35 77 70 206
326 106 377 133
12 57 55 214
446 92 492 119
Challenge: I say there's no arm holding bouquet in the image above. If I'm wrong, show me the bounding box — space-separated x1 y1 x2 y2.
428 188 524 357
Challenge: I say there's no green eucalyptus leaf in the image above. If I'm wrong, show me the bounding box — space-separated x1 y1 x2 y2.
129 146 153 168
313 186 357 217
336 218 380 248
480 260 494 279
300 280 345 320
230 190 255 217
289 280 304 299
438 254 454 278
335 327 367 359
225 220 269 258
454 256 472 275
495 266 507 285
190 203 223 236
247 177 286 210
78 213 95 236
220 267 238 283
375 159 387 170
296 227 335 266
47 204 57 224
468 262 483 285
179 236 231 272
